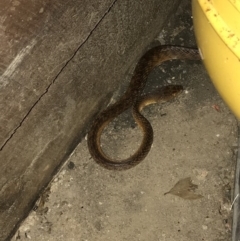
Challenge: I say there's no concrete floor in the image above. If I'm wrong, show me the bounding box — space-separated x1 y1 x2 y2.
11 2 238 241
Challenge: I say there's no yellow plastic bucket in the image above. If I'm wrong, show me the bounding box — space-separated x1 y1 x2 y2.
192 0 240 119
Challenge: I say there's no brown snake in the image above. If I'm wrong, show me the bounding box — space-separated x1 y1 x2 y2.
87 45 201 170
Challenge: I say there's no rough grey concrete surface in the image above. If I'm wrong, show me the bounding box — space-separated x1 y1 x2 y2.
11 1 237 241
0 0 181 240
0 0 114 147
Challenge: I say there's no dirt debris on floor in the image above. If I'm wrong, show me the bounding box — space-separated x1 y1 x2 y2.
11 1 238 241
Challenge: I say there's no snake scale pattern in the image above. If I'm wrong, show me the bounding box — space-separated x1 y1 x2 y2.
87 45 201 170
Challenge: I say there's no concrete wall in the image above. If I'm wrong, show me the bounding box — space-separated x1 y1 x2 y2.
0 0 180 240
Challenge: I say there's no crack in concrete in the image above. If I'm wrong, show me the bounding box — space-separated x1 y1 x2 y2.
0 0 118 151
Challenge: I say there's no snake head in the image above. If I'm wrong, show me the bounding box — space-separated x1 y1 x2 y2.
150 84 183 103
136 84 183 110
162 85 183 97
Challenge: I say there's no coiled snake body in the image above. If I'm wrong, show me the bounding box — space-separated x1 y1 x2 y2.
88 46 200 170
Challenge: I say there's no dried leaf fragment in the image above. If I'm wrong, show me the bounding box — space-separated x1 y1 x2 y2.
164 177 203 200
